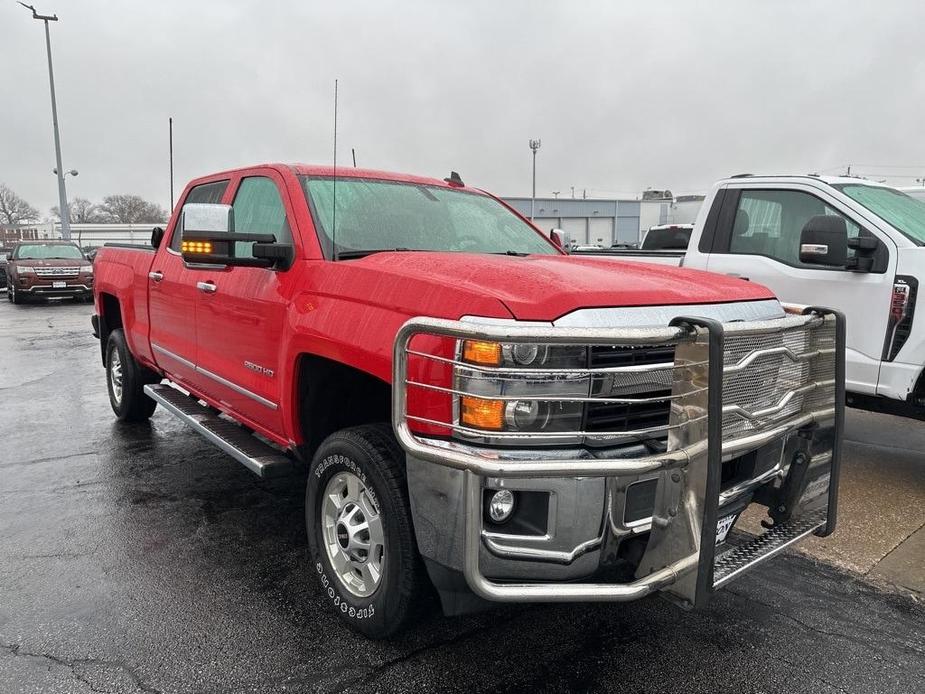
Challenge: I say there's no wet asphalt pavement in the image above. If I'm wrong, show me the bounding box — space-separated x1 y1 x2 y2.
0 299 923 694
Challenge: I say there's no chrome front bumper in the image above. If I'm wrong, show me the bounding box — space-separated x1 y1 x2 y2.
392 307 845 608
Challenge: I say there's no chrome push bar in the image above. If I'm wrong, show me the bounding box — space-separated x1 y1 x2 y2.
392 306 845 607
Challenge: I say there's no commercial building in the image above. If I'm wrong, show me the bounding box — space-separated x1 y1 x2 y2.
502 194 705 246
0 222 164 248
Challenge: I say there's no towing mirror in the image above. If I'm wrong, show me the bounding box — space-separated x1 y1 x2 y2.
179 203 294 270
799 215 847 267
151 226 165 249
550 228 571 253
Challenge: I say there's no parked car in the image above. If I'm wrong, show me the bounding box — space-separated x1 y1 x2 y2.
6 240 94 304
575 175 925 419
92 163 843 638
0 247 10 288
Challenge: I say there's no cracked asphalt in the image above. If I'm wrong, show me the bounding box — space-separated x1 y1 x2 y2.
1 299 923 694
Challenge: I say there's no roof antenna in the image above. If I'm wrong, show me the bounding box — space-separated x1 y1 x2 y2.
352 148 357 168
444 171 464 187
332 78 338 259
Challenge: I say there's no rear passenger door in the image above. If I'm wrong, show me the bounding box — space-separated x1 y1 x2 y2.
189 172 296 440
705 184 896 395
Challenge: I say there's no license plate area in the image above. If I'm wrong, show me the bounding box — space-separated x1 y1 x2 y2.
52 281 66 288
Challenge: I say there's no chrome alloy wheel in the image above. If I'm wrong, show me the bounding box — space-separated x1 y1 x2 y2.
109 349 124 405
321 471 385 598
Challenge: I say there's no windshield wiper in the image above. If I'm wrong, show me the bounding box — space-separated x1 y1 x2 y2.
489 250 530 257
335 248 419 260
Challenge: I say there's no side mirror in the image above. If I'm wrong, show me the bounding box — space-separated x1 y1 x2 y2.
179 203 293 270
845 235 879 273
5 253 11 262
151 226 165 249
550 228 571 253
799 215 847 267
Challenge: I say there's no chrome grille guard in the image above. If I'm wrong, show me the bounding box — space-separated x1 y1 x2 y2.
392 306 845 608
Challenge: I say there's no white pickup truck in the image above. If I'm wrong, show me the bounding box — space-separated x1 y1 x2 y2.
570 175 925 419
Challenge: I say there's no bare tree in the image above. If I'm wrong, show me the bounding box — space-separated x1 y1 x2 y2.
0 184 41 225
50 197 107 224
99 195 168 224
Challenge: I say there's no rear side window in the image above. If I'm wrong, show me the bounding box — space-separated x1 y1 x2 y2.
642 227 691 250
170 180 229 251
729 189 860 267
231 177 292 259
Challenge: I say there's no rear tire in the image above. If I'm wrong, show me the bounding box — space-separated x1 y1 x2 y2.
106 328 159 421
306 424 426 639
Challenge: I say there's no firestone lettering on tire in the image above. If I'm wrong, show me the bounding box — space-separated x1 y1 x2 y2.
315 561 376 619
314 454 380 513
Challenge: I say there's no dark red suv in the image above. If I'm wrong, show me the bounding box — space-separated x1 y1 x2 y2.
6 241 94 304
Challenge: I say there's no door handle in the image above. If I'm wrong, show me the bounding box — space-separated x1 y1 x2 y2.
148 271 164 282
196 281 217 294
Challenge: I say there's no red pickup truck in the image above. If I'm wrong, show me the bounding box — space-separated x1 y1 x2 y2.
92 163 844 638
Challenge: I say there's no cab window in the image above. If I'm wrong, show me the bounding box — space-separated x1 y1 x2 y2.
231 177 292 259
729 189 860 267
170 180 228 251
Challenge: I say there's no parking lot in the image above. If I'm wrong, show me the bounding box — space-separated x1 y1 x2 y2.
0 298 921 693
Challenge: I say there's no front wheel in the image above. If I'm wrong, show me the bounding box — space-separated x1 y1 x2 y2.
8 284 22 304
106 328 159 421
306 424 426 639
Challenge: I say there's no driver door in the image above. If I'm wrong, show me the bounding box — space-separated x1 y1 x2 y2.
705 184 896 395
188 172 297 441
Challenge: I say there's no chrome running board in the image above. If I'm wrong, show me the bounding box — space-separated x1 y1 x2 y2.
713 509 827 589
144 383 293 478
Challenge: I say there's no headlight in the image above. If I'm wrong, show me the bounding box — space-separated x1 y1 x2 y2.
16 266 35 274
455 340 587 445
80 266 93 275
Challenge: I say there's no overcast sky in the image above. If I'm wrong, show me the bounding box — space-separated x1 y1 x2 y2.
2 0 925 217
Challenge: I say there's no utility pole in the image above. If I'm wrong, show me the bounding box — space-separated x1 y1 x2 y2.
529 139 541 219
570 186 575 199
169 117 175 212
20 3 71 240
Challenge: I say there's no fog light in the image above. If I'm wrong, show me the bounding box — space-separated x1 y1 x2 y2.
488 489 515 522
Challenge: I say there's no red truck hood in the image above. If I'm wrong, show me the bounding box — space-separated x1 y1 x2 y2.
346 252 775 321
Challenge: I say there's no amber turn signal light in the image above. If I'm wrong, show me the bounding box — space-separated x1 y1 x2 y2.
460 396 504 430
462 340 502 366
181 240 213 254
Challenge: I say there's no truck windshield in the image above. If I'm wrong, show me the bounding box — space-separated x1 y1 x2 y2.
13 244 84 260
833 184 925 245
301 177 559 259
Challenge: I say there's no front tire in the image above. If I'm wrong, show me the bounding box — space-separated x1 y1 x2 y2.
306 424 426 639
8 284 22 304
106 328 159 421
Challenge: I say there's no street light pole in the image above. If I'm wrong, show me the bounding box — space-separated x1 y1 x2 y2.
529 139 541 220
21 3 71 240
